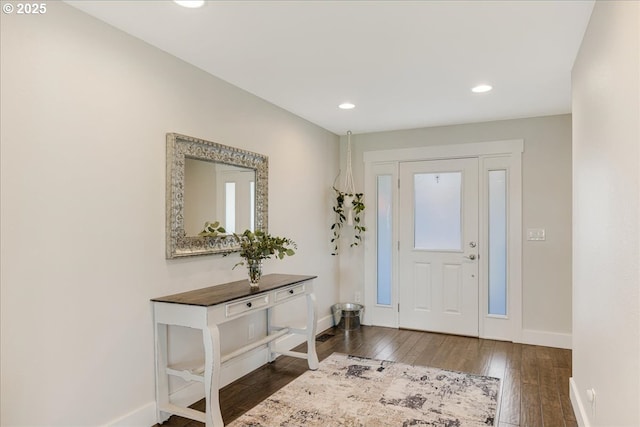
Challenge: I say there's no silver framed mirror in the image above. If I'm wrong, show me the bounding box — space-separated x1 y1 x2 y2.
166 133 268 258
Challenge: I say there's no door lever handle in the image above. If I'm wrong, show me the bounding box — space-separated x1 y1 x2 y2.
464 254 477 260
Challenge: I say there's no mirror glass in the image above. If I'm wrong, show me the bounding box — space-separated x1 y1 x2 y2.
184 159 255 236
166 133 268 258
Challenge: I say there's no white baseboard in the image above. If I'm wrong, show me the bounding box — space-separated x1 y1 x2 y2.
105 314 334 427
105 402 156 427
570 377 591 427
519 328 572 349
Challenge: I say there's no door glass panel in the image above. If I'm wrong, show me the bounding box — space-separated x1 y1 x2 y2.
250 181 255 231
488 170 507 316
414 172 462 251
377 175 392 306
225 182 236 233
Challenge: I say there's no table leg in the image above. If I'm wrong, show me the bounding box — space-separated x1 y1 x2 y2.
154 322 170 424
203 324 223 427
266 307 277 362
306 292 319 370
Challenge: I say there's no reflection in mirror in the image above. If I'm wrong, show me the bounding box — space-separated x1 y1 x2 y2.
183 159 255 236
166 133 268 258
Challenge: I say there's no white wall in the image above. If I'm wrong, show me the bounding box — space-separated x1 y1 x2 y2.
571 1 640 425
0 2 339 425
337 115 573 344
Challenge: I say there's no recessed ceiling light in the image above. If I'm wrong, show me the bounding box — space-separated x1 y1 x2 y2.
339 102 355 110
174 0 205 8
471 84 493 93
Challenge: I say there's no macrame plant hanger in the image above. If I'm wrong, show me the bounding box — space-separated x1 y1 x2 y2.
343 131 356 226
330 130 365 255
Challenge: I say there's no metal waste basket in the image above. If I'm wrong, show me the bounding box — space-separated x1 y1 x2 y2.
332 303 364 330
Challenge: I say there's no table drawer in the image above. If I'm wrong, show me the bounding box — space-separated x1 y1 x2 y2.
226 294 269 317
275 284 306 303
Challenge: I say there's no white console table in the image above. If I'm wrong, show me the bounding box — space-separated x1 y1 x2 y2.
151 274 319 427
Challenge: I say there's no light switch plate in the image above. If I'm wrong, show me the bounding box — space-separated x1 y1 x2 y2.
527 228 546 241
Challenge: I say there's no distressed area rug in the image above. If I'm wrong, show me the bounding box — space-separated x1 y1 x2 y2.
228 353 500 427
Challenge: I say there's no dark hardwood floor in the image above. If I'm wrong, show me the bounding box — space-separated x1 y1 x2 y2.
157 326 576 427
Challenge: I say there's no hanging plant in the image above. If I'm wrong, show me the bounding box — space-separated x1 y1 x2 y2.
330 131 366 255
331 187 366 255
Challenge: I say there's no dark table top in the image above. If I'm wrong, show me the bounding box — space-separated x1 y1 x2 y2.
151 274 317 307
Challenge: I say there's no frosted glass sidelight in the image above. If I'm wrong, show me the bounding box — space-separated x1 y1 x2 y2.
250 181 255 231
414 172 462 251
225 182 236 233
488 170 507 316
377 175 392 306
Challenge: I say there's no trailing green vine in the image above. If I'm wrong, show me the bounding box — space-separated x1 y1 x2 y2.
330 187 366 255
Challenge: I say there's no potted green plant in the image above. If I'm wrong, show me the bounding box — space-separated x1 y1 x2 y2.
200 224 296 289
200 221 227 237
330 187 366 255
230 229 296 288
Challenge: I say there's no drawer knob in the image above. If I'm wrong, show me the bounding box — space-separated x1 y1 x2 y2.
246 302 252 308
289 289 295 294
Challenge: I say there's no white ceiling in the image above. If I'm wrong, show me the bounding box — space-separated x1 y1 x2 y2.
66 0 594 135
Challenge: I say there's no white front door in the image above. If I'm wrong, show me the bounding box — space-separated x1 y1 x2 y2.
398 158 479 336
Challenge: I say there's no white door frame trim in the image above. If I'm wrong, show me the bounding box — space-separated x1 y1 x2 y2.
363 139 524 163
363 139 523 342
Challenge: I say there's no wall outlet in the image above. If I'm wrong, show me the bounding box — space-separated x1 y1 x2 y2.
248 323 255 340
354 291 362 303
527 228 546 241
